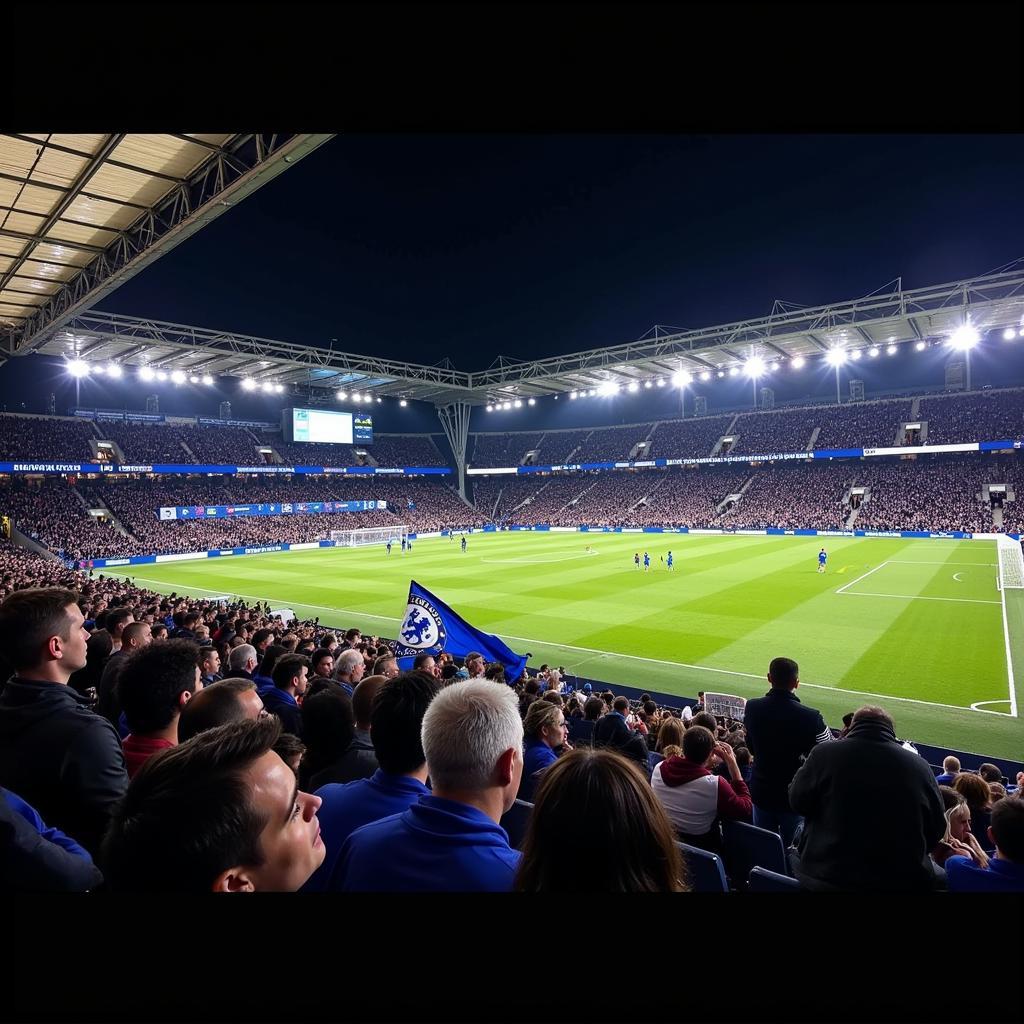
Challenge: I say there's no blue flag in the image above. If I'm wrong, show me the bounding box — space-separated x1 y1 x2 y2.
394 580 527 682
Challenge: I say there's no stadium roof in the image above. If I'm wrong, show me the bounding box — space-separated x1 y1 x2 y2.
0 133 333 356
16 262 1024 409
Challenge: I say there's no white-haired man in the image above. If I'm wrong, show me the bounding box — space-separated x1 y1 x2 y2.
333 681 523 891
228 643 258 682
334 648 365 697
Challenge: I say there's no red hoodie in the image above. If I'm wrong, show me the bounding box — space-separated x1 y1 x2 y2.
652 756 752 837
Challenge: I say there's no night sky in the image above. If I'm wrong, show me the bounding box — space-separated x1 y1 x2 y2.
95 134 1024 371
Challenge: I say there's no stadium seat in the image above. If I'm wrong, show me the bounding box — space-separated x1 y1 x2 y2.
749 867 802 892
721 819 789 883
676 841 728 893
500 799 533 851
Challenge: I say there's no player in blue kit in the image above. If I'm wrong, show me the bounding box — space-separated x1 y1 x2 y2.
818 548 827 573
643 552 650 572
667 551 674 571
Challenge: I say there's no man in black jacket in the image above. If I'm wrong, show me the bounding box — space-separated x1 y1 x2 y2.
742 656 832 847
593 695 649 770
0 588 129 857
788 705 946 891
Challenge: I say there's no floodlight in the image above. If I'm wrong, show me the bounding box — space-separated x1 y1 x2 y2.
825 349 847 368
140 367 155 381
1018 328 1024 338
671 370 691 387
275 384 285 393
791 356 806 369
156 371 168 382
848 350 860 360
400 399 408 407
376 396 382 403
868 347 879 358
1003 328 1017 341
502 401 512 410
728 366 739 377
769 361 779 372
598 380 618 396
486 404 493 412
915 341 927 351
68 358 90 377
569 391 578 399
948 324 980 351
886 344 898 356
656 378 665 387
189 376 200 384
337 390 348 400
514 399 523 408
644 380 653 389
527 397 536 405
241 378 256 391
107 364 122 379
202 375 213 385
171 370 186 384
627 381 639 393
716 371 724 379
744 356 765 378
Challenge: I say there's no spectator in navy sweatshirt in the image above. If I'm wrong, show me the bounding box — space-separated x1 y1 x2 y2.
260 654 310 739
334 680 523 891
650 725 752 851
308 670 440 891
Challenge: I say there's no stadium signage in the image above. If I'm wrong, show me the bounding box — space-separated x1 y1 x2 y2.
156 500 386 520
9 463 89 473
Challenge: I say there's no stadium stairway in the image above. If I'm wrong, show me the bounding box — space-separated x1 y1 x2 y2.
806 425 821 451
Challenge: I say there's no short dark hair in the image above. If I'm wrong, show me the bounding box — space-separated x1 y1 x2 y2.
990 796 1024 862
412 652 435 671
272 654 310 691
257 644 287 679
102 717 282 892
106 607 134 635
119 639 200 735
300 689 355 777
178 678 258 743
345 628 361 642
613 696 629 714
643 701 657 716
0 587 79 670
310 648 333 672
150 623 168 639
251 628 274 649
842 712 855 728
978 763 1003 783
768 657 799 689
682 725 715 764
370 670 440 774
584 696 604 721
352 674 388 728
692 712 718 733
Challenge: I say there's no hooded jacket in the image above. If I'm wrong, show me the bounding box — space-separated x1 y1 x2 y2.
335 795 521 892
651 756 752 841
788 716 946 891
0 677 129 857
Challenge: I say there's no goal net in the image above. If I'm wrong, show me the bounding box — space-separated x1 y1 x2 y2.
330 525 410 548
996 534 1024 590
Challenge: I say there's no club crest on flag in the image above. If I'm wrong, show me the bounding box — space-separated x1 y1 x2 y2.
397 594 447 653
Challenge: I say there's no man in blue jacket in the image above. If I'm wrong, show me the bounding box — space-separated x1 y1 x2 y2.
334 680 524 892
946 794 1024 892
307 670 441 891
261 654 310 738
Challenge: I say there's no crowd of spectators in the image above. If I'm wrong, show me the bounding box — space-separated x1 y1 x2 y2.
729 407 821 455
918 388 1024 446
721 463 853 531
470 432 545 468
0 414 97 462
626 468 750 528
648 415 734 459
813 399 912 449
272 434 446 467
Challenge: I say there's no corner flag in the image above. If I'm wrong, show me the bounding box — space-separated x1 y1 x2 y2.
394 580 528 681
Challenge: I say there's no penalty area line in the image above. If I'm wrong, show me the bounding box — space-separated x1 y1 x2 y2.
116 572 989 717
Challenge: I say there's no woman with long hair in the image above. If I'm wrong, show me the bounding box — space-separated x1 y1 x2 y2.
656 716 685 755
518 699 569 802
954 773 995 853
515 748 688 892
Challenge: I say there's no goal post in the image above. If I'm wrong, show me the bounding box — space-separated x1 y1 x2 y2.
329 525 410 548
996 534 1024 590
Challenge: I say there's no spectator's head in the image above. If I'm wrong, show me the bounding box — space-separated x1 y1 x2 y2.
987 795 1024 864
420 681 523 818
150 623 168 642
612 696 629 716
681 725 716 766
546 669 562 693
310 648 334 678
370 670 440 775
121 621 152 653
943 756 961 775
257 644 286 679
464 652 485 678
767 657 799 691
841 713 855 731
273 732 306 777
852 705 895 732
584 696 604 721
272 654 311 698
643 700 657 717
0 587 88 682
515 748 687 892
344 628 361 646
119 639 201 739
656 717 685 754
990 783 1007 803
412 653 438 679
484 662 506 685
251 628 274 654
199 645 221 679
352 674 387 731
524 698 568 750
102 718 324 892
335 648 365 684
954 772 992 812
541 690 563 707
229 644 258 676
106 607 134 641
938 785 962 812
944 797 972 844
692 712 718 734
178 679 265 743
978 763 1002 784
300 689 356 775
372 654 399 679
320 633 337 652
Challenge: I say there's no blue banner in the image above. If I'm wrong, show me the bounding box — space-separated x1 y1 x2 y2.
158 500 387 520
394 580 527 682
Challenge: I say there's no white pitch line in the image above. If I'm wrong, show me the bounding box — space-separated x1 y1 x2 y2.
999 581 1019 718
834 561 889 595
886 560 996 567
116 570 990 716
953 573 964 582
838 591 1001 606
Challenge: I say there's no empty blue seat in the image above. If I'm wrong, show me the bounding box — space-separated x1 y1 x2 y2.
722 819 788 884
499 799 533 851
749 866 801 891
676 841 728 893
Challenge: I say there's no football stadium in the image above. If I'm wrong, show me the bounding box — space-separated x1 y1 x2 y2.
0 132 1023 895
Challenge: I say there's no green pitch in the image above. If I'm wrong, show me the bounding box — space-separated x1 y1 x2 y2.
107 532 1024 760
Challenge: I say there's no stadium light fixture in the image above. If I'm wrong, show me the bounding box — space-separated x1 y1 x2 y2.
728 366 739 377
948 323 980 351
485 404 493 412
527 397 536 405
400 399 408 407
671 370 691 387
789 356 804 369
202 375 213 385
514 399 523 408
1018 328 1024 338
644 379 653 389
656 378 665 387
67 358 90 378
627 381 639 393
107 364 122 378
171 370 187 384
502 401 512 410
849 349 861 360
140 367 155 382
569 391 578 399
94 364 107 376
241 378 256 391
868 346 879 358
744 356 765 378
275 384 285 393
597 380 618 396
1003 328 1017 341
886 344 898 356
337 390 347 400
189 375 200 384
825 349 847 368
260 382 272 393
376 396 382 403
156 371 168 382
915 340 927 351
769 361 779 372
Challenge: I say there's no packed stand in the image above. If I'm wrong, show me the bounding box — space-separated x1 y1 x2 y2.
572 423 656 462
729 407 821 455
0 414 98 462
628 467 750 528
469 431 545 468
720 462 853 530
648 415 734 459
812 398 912 450
272 434 446 467
918 388 1024 446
